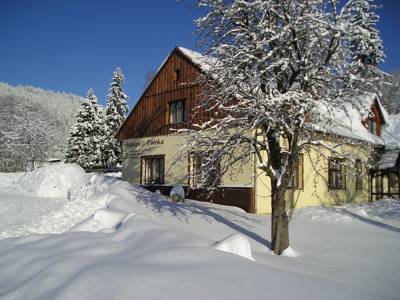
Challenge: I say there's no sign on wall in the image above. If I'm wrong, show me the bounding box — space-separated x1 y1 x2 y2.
123 138 165 157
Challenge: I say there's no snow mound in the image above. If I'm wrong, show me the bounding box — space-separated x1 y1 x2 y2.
16 163 86 198
281 247 299 258
170 184 185 202
68 173 119 201
0 165 121 239
72 208 133 232
213 233 254 261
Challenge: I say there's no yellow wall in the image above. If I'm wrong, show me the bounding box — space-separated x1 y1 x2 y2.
122 135 187 185
122 134 254 187
254 137 372 214
123 134 373 215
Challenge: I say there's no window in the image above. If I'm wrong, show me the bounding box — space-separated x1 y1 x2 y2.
389 172 399 194
287 154 303 189
141 156 164 185
173 69 181 81
328 158 346 189
169 100 187 124
375 174 383 193
355 159 363 191
189 152 220 187
367 118 377 135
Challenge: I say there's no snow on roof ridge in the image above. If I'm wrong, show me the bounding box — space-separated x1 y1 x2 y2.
177 46 217 71
177 46 203 56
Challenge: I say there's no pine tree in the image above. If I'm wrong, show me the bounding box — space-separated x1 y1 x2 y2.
65 89 106 169
104 67 129 167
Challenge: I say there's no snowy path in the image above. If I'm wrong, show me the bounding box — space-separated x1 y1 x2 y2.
0 189 100 239
0 164 103 239
0 188 62 237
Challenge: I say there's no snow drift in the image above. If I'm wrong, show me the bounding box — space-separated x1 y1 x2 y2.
1 163 400 299
16 163 86 198
0 164 115 239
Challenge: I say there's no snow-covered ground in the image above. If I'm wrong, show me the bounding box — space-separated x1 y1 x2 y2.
0 164 399 299
0 164 112 239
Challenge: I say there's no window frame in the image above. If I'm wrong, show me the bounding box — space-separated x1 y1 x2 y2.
287 154 304 190
375 174 383 193
355 159 363 191
173 69 181 82
328 158 346 190
141 155 165 185
367 118 377 135
389 172 399 194
169 99 187 124
188 152 221 188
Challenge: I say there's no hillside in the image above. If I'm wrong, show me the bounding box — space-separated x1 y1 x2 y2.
0 82 83 171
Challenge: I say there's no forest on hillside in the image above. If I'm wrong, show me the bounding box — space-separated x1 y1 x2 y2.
0 82 82 171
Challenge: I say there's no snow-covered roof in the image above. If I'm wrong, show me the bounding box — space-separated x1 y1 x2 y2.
315 93 387 145
155 47 217 74
382 113 400 150
177 47 217 72
375 149 400 170
356 93 390 125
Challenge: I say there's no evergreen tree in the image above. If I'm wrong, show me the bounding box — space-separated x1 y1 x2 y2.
65 89 106 169
104 67 129 167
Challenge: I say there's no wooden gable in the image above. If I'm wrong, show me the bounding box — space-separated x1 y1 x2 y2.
116 48 209 140
365 98 385 137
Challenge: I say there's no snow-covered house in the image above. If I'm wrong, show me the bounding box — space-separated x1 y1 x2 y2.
116 47 391 213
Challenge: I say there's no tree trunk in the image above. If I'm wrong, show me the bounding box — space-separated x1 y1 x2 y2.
271 177 289 255
265 129 290 255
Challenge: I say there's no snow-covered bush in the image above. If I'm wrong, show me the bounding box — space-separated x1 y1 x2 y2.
170 185 185 202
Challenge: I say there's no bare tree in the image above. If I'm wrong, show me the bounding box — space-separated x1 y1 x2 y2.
0 82 82 171
1 105 57 170
379 72 400 114
179 0 384 254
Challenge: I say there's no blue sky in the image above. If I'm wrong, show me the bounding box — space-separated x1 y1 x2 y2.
0 0 399 108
